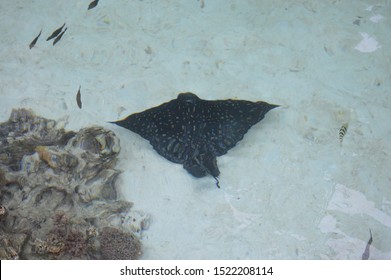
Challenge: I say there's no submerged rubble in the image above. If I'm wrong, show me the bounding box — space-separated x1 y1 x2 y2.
0 109 149 259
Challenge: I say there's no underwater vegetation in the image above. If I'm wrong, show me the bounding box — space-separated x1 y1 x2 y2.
0 109 149 259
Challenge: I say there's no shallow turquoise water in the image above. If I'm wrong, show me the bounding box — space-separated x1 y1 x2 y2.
0 0 390 259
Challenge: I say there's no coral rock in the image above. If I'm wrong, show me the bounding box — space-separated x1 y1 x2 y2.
0 109 149 259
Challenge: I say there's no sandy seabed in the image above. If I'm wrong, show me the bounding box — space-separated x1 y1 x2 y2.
0 0 390 259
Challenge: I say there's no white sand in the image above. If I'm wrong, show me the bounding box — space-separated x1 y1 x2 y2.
1 0 390 259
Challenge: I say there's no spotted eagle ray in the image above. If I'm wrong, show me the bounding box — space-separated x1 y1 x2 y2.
111 92 278 187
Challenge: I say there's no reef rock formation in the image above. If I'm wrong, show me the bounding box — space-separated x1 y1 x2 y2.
0 109 149 259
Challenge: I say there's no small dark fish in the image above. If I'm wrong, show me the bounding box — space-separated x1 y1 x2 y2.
53 27 67 46
339 123 348 145
88 0 99 10
29 29 42 49
46 23 65 41
76 86 82 109
361 229 373 260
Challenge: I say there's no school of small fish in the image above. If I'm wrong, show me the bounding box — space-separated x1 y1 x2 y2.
28 0 99 49
29 23 67 49
28 1 100 108
46 23 66 42
53 27 67 46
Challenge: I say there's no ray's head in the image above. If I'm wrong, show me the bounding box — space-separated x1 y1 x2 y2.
177 92 200 104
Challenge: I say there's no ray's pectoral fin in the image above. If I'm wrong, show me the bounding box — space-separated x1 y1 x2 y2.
183 153 221 188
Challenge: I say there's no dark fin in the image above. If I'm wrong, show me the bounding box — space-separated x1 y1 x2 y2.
46 23 65 41
29 29 42 49
88 0 99 10
53 27 67 46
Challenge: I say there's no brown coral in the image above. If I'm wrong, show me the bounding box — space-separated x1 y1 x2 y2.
100 227 142 260
64 231 87 257
35 145 78 171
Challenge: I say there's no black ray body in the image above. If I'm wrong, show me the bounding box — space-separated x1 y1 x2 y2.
111 92 278 184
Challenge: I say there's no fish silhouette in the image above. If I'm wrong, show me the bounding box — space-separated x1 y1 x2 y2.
29 29 42 49
76 86 82 109
88 0 99 10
